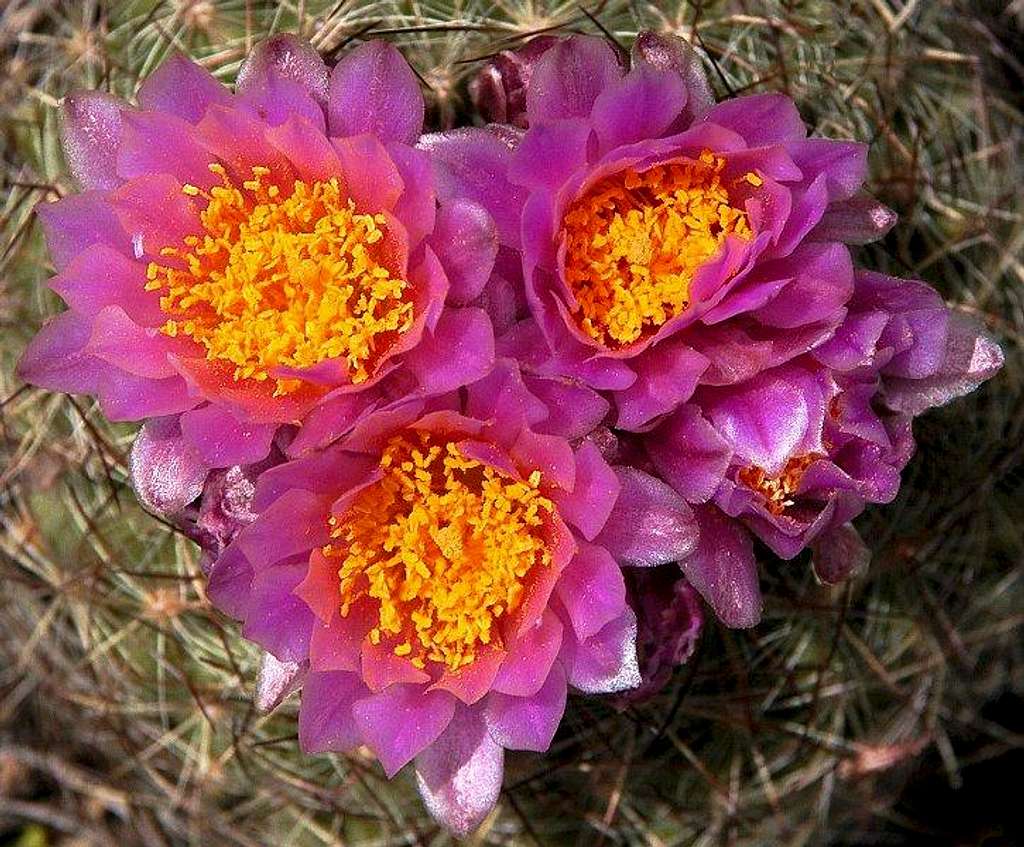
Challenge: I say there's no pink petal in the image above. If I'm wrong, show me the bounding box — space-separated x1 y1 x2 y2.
178 404 276 467
648 405 733 504
328 41 423 145
265 114 342 182
492 608 564 697
507 117 593 191
332 133 404 212
702 93 806 146
353 684 456 777
254 652 306 713
429 645 506 705
236 34 329 130
361 639 431 691
614 342 709 431
631 32 714 123
809 194 898 245
116 111 215 187
682 506 761 628
17 310 101 394
591 64 687 153
554 441 620 541
483 662 567 752
414 706 504 837
561 607 641 694
595 468 698 567
418 128 527 247
375 145 432 250
137 53 234 123
429 199 498 305
298 670 367 754
525 35 624 123
36 194 130 271
523 374 611 441
49 244 162 326
404 306 495 395
241 562 315 663
129 415 209 515
61 91 126 190
883 311 1004 414
555 543 627 640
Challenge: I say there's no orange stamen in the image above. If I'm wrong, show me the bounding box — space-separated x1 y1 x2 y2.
146 163 413 395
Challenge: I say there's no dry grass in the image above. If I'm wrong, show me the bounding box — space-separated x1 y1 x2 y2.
1 1 1022 844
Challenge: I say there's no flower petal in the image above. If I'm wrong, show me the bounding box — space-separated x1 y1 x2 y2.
137 53 233 124
682 506 761 628
492 608 564 697
592 64 687 153
254 652 306 713
298 670 367 754
526 35 624 123
595 468 698 567
353 684 456 777
631 32 714 123
61 91 126 190
329 41 423 145
554 440 620 541
129 415 209 515
236 34 329 130
179 404 276 467
614 342 709 431
811 522 870 585
418 128 527 247
648 404 733 504
883 312 1004 414
483 662 567 752
561 607 641 694
555 543 626 640
404 306 495 395
702 93 806 146
430 199 498 305
415 706 504 838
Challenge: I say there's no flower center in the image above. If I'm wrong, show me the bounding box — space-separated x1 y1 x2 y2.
737 454 822 516
562 151 758 347
146 164 413 395
322 432 554 671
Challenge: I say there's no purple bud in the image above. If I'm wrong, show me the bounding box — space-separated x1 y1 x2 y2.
469 36 559 128
615 566 704 704
812 522 870 585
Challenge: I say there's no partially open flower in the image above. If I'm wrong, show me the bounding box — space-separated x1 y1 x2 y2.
425 32 898 431
19 35 498 470
647 270 1002 626
205 361 696 835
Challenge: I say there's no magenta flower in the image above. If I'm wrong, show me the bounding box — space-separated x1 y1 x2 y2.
18 35 497 475
647 270 1002 626
424 32 899 431
205 361 696 834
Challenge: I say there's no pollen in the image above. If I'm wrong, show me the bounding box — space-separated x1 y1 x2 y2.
145 163 413 395
562 151 755 347
323 432 555 672
737 454 822 516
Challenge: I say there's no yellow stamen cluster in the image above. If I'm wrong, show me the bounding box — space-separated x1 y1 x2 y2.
323 432 555 671
562 151 758 347
146 163 413 395
737 454 822 516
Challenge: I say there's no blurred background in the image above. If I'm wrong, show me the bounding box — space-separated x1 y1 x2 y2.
1 1 1022 844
